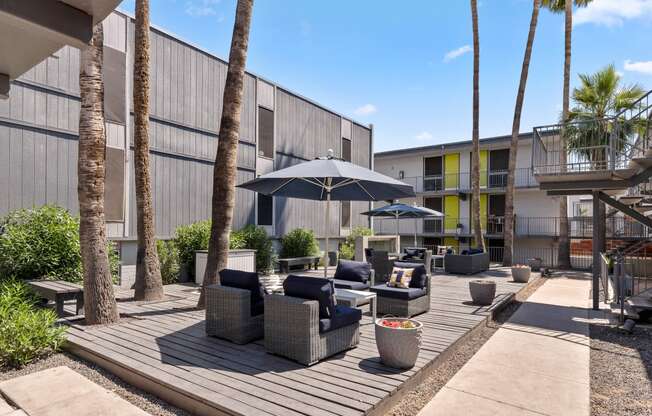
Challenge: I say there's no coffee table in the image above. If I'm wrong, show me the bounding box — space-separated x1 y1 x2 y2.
335 288 377 320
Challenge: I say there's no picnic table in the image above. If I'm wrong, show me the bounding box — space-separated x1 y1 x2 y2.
277 256 321 273
27 280 84 317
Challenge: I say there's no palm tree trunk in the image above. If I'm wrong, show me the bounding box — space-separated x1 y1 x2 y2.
470 0 485 252
557 0 572 269
198 0 254 308
504 0 540 266
78 23 120 325
133 0 164 301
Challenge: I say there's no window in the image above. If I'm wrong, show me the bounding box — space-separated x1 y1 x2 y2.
258 107 274 158
341 201 351 228
342 138 351 162
257 194 273 226
424 156 442 176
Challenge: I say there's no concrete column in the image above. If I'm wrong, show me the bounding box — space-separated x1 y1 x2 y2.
592 191 605 310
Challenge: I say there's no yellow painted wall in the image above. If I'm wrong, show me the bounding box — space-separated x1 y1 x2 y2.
470 194 488 230
444 237 459 252
444 195 459 232
444 153 459 189
480 150 488 187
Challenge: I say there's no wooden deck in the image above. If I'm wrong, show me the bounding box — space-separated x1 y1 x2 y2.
63 269 528 416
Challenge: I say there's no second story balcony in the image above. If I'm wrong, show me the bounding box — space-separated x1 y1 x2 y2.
401 168 536 194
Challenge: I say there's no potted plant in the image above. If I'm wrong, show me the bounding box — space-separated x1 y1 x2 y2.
375 317 422 369
511 264 531 283
528 257 543 272
469 280 496 305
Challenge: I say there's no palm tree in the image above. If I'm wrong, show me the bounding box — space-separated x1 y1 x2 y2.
78 23 120 324
198 0 254 308
133 0 164 301
541 0 593 269
470 0 485 252
503 0 541 266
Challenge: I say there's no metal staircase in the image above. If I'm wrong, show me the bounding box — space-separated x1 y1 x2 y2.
532 90 652 313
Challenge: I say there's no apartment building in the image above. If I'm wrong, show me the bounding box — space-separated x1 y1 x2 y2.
373 133 573 264
0 11 372 258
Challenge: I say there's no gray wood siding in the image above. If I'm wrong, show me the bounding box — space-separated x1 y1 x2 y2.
128 151 254 237
351 124 372 228
275 89 341 160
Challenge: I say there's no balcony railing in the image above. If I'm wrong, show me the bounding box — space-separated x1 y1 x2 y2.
404 168 535 193
372 216 652 239
532 90 652 176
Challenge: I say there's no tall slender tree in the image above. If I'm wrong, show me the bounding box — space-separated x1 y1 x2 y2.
133 0 164 301
198 0 254 308
503 0 541 266
470 0 485 252
541 0 593 269
78 23 120 324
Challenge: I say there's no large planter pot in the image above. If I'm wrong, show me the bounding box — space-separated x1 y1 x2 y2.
328 251 338 267
469 280 496 306
375 318 422 369
512 266 531 283
528 258 543 272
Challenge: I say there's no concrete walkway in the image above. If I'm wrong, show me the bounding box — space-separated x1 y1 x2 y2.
419 276 591 416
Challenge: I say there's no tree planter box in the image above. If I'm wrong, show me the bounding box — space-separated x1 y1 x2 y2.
375 318 422 369
512 266 531 283
195 250 256 285
469 280 496 306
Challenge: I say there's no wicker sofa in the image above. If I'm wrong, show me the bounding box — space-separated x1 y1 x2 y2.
332 259 375 290
205 269 265 344
370 261 431 317
444 251 490 275
401 248 433 271
265 275 361 366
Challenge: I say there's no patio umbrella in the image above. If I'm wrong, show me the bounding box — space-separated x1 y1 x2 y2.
361 203 443 247
237 150 415 276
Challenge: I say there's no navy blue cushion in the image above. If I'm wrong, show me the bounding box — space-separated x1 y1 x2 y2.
332 279 369 290
461 250 469 255
393 261 428 289
334 260 371 283
469 248 484 254
370 284 427 300
446 248 454 254
283 275 335 319
319 305 362 333
219 269 265 311
404 248 418 258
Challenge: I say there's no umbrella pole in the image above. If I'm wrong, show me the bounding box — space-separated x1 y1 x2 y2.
414 218 417 246
395 213 399 253
324 191 330 278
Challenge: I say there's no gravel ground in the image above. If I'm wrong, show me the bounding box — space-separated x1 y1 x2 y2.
590 323 652 416
0 352 189 416
386 274 547 416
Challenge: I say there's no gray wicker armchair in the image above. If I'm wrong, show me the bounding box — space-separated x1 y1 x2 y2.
371 262 431 318
264 275 361 366
205 269 265 344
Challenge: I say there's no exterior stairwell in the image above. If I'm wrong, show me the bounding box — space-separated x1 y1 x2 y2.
532 90 652 313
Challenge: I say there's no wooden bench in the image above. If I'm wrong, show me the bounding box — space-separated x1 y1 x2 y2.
277 256 321 273
27 280 84 317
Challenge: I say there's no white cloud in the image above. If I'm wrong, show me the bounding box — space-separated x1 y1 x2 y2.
574 0 652 27
415 131 433 141
443 45 472 63
624 59 652 75
354 104 377 116
185 0 220 17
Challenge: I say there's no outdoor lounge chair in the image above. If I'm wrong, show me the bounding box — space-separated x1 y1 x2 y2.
205 269 265 344
332 259 375 290
265 275 361 366
401 247 433 271
370 261 431 317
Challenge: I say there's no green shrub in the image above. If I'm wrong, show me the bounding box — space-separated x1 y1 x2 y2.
238 225 275 274
339 226 374 260
0 280 67 368
280 228 319 258
0 206 118 283
229 229 247 250
156 240 180 285
173 220 211 280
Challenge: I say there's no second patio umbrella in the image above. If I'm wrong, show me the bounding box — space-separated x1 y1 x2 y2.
361 203 443 247
237 151 415 276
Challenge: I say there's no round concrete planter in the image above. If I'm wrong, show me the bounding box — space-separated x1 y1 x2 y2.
468 280 496 306
375 318 423 369
512 266 531 283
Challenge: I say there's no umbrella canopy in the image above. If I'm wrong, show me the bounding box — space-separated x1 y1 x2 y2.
361 203 443 247
238 152 416 276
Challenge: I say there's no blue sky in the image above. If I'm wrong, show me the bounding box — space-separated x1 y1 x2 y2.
119 0 652 152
